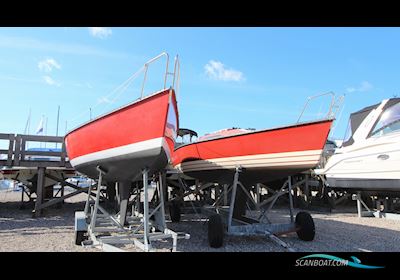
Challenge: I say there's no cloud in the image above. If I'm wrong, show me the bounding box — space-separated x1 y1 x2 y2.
38 58 61 72
89 27 112 39
43 75 60 87
204 60 244 82
97 96 112 104
346 81 373 93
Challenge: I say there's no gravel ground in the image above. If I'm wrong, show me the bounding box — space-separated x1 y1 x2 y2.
1 190 400 252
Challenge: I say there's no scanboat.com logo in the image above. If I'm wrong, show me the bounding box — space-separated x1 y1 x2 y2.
295 254 384 269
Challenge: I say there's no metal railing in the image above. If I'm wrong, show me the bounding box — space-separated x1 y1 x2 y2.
140 52 181 99
297 92 339 123
172 55 181 97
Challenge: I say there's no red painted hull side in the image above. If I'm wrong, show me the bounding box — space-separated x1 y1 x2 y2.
65 89 177 162
173 120 333 165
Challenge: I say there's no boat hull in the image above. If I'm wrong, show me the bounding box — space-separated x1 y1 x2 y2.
323 132 400 192
173 119 333 185
65 89 178 183
71 137 170 182
326 178 400 193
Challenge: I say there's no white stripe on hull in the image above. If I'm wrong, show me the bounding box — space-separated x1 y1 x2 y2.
70 137 170 167
175 149 322 172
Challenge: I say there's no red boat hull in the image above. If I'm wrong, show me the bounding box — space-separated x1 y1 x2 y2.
173 119 333 185
65 88 178 182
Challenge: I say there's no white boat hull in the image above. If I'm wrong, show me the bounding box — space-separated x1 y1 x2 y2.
323 133 400 191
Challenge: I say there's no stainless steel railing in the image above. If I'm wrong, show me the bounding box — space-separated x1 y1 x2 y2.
297 91 339 123
140 52 181 99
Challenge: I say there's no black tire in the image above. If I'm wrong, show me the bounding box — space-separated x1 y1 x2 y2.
208 214 224 248
295 211 315 241
169 201 181 222
75 231 86 245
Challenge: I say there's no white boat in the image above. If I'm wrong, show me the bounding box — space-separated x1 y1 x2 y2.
315 98 400 192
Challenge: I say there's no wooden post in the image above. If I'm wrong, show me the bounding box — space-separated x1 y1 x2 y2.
60 141 66 166
33 167 46 217
7 134 14 166
14 135 21 166
20 138 26 161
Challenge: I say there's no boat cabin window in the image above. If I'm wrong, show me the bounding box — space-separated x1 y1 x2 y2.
342 120 352 145
370 102 400 137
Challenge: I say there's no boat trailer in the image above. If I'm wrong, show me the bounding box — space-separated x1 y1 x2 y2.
171 166 316 251
74 166 189 252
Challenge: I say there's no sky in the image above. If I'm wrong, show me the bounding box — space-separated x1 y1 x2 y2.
0 27 399 148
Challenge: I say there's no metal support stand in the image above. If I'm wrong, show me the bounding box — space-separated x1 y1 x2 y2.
202 167 299 252
354 193 400 221
255 183 261 209
33 167 46 217
223 184 228 206
76 167 189 252
142 169 150 250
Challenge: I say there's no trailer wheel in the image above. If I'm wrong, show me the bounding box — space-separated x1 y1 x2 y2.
75 231 86 245
295 211 315 241
169 201 181 222
208 214 224 248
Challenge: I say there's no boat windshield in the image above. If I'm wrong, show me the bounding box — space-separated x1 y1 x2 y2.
175 128 198 146
165 102 178 141
342 120 352 144
370 101 400 137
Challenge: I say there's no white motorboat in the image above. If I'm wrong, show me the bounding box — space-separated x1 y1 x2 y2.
315 98 400 192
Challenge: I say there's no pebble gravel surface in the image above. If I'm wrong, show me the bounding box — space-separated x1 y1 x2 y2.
1 191 400 252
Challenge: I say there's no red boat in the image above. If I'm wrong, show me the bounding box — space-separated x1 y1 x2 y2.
65 88 178 183
65 52 181 186
172 119 333 185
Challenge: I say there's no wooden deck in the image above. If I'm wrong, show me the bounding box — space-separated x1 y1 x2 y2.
0 133 71 168
0 133 84 217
